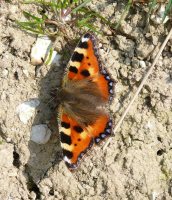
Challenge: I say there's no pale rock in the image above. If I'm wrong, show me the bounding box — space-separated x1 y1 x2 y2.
30 36 52 66
16 99 40 124
139 60 146 68
6 137 12 143
31 36 61 67
31 124 51 144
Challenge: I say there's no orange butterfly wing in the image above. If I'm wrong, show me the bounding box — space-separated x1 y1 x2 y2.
59 33 114 170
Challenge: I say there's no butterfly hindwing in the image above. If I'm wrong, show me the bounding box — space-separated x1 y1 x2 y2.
59 113 94 169
59 112 112 170
59 33 115 170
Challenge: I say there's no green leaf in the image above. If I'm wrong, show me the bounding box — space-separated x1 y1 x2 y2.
72 0 92 13
45 47 54 65
23 11 43 22
16 21 44 34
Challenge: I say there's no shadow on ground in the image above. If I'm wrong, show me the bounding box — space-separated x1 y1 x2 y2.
25 41 75 185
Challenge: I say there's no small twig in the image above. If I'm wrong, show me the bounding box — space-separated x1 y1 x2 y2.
103 27 172 150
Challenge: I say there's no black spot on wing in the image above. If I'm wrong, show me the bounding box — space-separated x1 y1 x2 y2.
60 132 72 145
61 122 70 129
63 149 73 159
73 126 83 133
71 52 84 62
69 66 78 73
78 41 88 49
80 69 90 77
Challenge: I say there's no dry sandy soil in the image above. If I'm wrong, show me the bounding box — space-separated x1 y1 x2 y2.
0 1 172 200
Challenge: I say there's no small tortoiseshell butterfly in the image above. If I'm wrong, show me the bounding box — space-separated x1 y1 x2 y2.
57 33 115 170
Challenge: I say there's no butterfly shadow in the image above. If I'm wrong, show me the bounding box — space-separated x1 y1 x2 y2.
25 42 74 185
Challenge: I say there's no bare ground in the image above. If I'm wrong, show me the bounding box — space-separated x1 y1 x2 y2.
0 1 172 200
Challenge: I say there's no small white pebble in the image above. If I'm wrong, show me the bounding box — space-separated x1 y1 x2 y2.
31 124 51 144
139 60 146 68
16 99 40 124
31 36 52 66
6 138 12 143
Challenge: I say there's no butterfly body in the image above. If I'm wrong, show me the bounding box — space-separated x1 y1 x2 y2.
58 33 115 170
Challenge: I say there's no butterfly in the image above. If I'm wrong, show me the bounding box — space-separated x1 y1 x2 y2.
57 33 115 170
